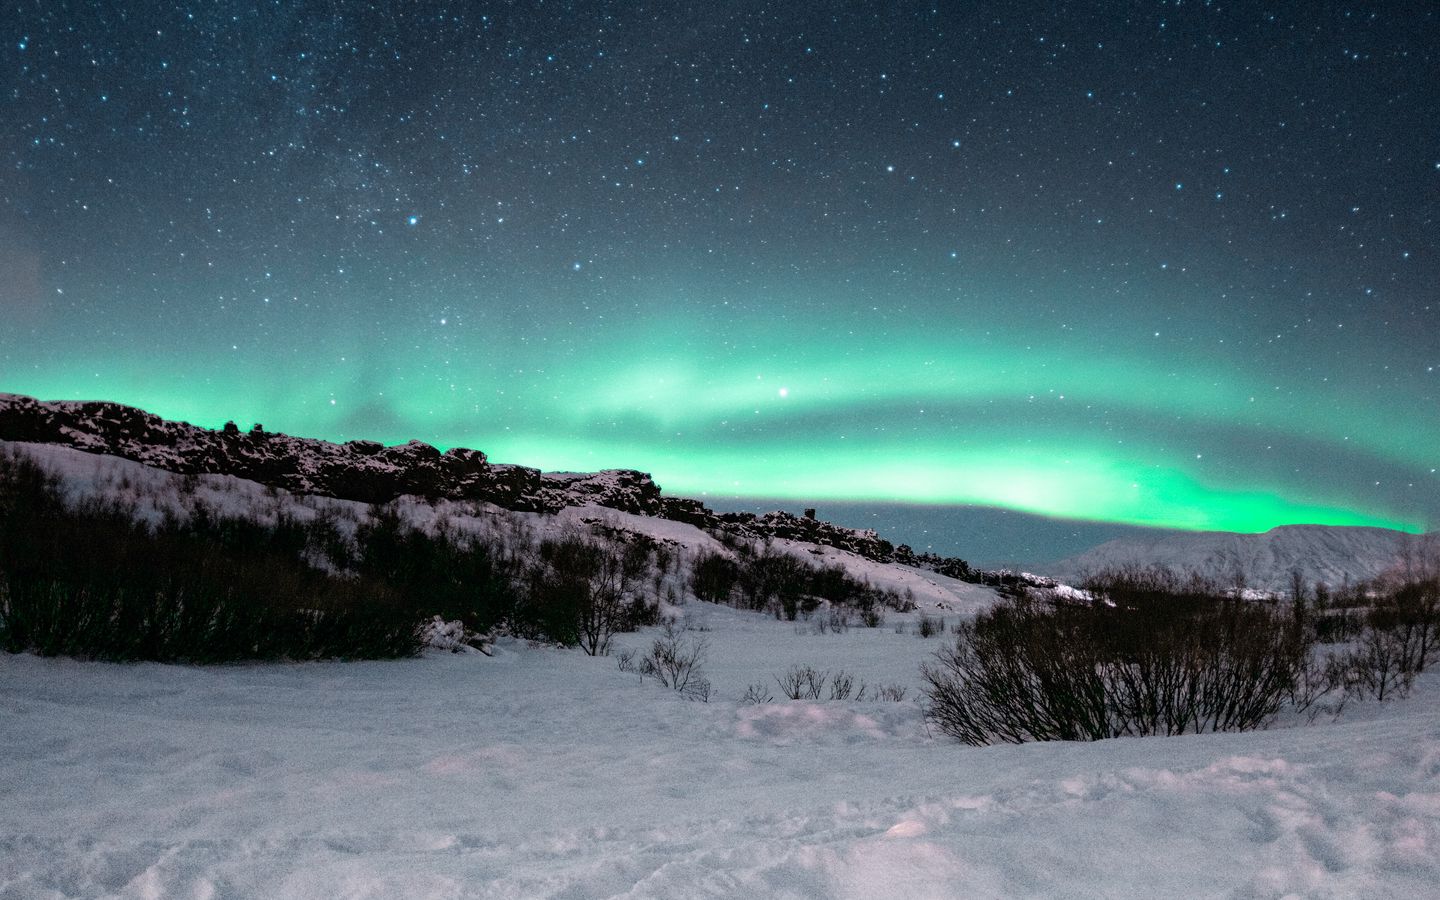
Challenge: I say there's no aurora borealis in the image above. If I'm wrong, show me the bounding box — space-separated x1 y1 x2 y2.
3 3 1438 549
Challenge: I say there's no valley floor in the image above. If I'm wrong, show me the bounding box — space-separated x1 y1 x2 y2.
3 604 1439 899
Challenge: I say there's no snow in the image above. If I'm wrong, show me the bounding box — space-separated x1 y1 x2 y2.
2 637 1437 898
3 442 1440 897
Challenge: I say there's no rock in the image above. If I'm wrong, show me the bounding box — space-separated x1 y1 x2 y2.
0 392 978 570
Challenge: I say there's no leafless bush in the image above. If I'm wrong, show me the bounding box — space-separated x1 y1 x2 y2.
1299 569 1438 705
524 535 657 656
1287 650 1351 722
875 684 908 702
739 681 773 704
916 614 943 638
1345 625 1418 702
616 647 637 673
828 671 856 700
771 666 871 702
775 663 828 700
808 606 852 635
923 586 1313 745
638 625 710 701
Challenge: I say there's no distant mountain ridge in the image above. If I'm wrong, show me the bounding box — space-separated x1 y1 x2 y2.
1046 524 1432 592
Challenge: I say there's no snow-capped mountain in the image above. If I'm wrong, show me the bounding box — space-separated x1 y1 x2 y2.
1046 523 1433 592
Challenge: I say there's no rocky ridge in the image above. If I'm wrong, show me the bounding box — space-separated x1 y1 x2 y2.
0 393 922 566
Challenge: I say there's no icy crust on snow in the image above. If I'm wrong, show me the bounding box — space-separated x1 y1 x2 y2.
1 644 1437 898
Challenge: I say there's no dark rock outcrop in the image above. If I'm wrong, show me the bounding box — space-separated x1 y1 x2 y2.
0 392 542 510
1 393 964 569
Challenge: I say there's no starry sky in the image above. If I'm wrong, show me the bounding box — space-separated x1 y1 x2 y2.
3 1 1438 555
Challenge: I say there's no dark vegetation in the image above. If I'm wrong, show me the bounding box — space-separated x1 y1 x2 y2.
0 447 914 666
0 449 671 661
762 663 908 703
617 621 711 701
923 564 1440 745
517 533 662 655
691 533 914 623
1301 565 1440 703
0 449 423 661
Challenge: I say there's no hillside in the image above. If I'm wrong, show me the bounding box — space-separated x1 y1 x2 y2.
0 392 977 576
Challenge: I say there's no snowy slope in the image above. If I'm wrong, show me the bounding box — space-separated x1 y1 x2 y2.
0 440 995 622
1046 524 1432 592
0 394 915 565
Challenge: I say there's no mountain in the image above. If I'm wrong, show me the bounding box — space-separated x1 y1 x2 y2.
1046 524 1434 592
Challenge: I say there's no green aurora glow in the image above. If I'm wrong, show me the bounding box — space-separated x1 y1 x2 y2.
5 3 1437 539
9 299 1434 534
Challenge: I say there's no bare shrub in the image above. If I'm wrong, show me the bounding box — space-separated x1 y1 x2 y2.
522 535 656 656
1301 566 1438 705
0 451 424 662
739 550 813 619
739 681 773 704
922 581 1313 746
1345 626 1417 702
916 614 943 638
1367 578 1440 674
775 663 828 700
828 671 856 700
638 625 710 701
875 684 908 702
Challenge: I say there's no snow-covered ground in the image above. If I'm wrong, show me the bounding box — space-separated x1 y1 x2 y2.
3 442 1440 898
3 624 1438 899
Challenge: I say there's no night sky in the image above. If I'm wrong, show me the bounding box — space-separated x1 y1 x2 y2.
3 2 1438 551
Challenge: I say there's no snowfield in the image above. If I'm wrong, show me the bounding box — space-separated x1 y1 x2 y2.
2 443 1439 898
3 633 1438 899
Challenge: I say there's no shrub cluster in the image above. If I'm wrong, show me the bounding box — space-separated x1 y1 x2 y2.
690 543 911 622
922 575 1312 744
761 664 907 703
1302 570 1440 705
0 450 422 661
0 450 668 662
618 622 710 701
924 564 1440 745
516 534 660 655
354 502 519 633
